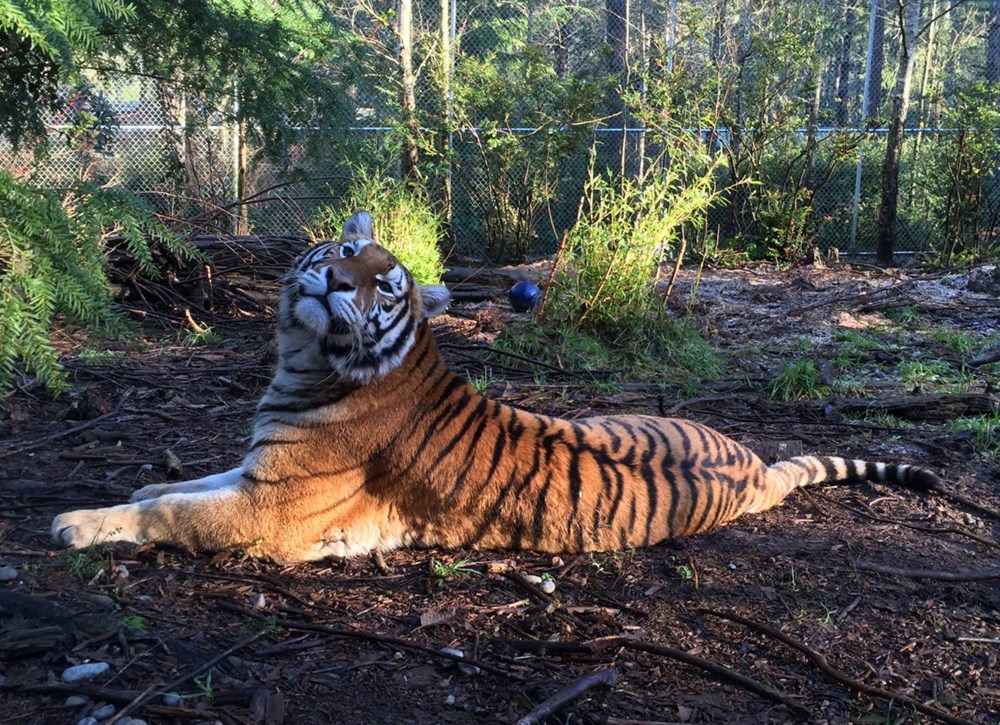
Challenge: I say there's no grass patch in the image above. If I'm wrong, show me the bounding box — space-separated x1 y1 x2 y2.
497 318 722 384
832 328 889 370
768 359 829 401
929 327 978 355
947 414 1000 456
466 368 495 394
77 348 123 362
894 358 973 391
176 326 218 346
310 173 444 285
884 305 921 324
830 372 869 396
60 545 112 582
527 144 724 385
429 557 480 585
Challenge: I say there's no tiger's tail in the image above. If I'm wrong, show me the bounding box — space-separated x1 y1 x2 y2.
750 455 943 513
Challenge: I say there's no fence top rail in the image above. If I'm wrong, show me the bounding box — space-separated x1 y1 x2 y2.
42 124 973 134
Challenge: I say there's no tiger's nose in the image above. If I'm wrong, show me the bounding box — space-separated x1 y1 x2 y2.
325 266 355 294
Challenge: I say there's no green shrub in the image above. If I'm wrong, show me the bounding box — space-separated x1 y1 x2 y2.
535 148 724 379
310 175 444 284
768 359 828 401
0 172 199 395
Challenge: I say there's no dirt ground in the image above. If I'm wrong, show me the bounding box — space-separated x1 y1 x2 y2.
1 259 999 725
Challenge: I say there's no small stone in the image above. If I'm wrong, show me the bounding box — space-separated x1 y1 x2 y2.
140 463 154 473
439 646 463 667
162 692 183 707
62 662 110 682
521 574 542 585
113 564 129 580
80 593 115 609
91 703 115 719
445 694 456 706
539 579 556 594
457 660 481 677
64 695 90 707
251 592 266 609
76 718 98 725
0 566 18 582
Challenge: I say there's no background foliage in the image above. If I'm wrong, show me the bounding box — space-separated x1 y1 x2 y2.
3 0 1000 394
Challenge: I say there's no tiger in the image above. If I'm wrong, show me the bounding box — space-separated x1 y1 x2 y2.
51 210 945 563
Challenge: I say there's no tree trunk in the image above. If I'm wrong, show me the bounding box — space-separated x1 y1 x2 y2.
875 0 922 265
605 0 628 176
988 0 1000 83
834 1 855 127
909 0 936 205
397 0 419 182
865 0 885 126
438 0 452 240
804 0 827 181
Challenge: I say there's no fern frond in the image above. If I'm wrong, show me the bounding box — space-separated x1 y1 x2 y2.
0 171 197 395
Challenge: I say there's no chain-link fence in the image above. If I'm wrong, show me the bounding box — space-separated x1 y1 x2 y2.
3 1 1000 263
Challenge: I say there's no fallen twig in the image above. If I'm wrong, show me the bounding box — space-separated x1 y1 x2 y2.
215 600 519 680
502 635 809 718
966 346 1000 368
515 667 618 725
0 410 121 459
106 629 265 724
933 487 1000 520
854 562 1000 581
812 490 1000 550
700 608 979 725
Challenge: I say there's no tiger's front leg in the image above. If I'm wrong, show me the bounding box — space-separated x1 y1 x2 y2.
129 466 245 502
51 477 288 559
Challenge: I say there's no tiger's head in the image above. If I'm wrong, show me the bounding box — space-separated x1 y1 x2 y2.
277 211 451 384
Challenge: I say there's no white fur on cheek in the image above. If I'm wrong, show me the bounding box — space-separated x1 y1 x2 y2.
294 298 330 335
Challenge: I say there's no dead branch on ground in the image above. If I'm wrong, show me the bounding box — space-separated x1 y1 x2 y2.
854 562 1000 581
502 635 809 718
515 667 618 725
700 608 978 725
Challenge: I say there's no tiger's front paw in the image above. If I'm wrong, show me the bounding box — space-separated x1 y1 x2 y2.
51 507 138 548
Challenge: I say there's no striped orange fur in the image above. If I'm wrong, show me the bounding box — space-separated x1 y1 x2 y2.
51 211 944 562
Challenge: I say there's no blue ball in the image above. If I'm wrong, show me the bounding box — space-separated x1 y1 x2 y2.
508 281 542 312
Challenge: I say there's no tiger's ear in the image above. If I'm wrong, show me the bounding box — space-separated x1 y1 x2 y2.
341 211 373 241
420 285 451 320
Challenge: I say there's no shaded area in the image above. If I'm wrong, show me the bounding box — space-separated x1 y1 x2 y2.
0 261 998 724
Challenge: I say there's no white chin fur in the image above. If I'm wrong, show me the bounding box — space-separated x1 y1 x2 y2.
294 298 330 335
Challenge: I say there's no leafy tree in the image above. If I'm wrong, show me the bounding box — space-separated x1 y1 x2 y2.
876 0 922 265
0 171 201 392
0 0 345 397
0 0 136 146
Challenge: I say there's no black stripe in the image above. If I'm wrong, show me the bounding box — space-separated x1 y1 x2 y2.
249 437 307 451
820 457 839 482
605 458 627 534
666 421 697 534
446 401 495 502
378 314 415 362
566 424 587 533
374 300 410 335
600 421 623 453
531 478 551 547
432 396 490 471
638 426 659 546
